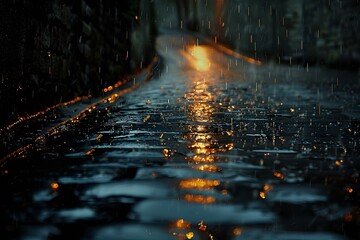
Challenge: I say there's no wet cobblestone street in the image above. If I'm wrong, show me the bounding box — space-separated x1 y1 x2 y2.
1 32 360 240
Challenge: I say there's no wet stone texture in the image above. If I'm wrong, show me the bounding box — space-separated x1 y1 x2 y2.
1 33 360 240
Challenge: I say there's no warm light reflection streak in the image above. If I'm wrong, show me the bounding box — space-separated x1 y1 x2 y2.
179 178 220 190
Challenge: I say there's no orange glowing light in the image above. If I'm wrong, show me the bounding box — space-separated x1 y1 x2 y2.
233 227 242 236
346 187 354 193
189 46 211 71
86 148 95 156
198 221 207 231
225 143 234 150
184 194 216 204
194 147 216 155
172 219 191 229
190 155 216 163
189 142 210 149
274 172 284 179
186 232 194 239
179 178 220 190
163 148 171 158
193 164 221 172
259 191 266 199
194 133 212 141
96 134 103 141
263 184 274 192
51 182 59 190
335 160 343 166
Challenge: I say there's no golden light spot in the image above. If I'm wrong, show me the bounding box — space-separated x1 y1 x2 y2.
146 99 151 104
172 219 191 229
179 178 220 190
198 221 207 231
186 232 194 239
96 134 103 141
335 160 344 166
263 184 274 192
51 182 59 190
193 164 221 172
225 143 234 150
162 148 171 158
86 148 95 156
143 115 151 122
184 194 215 204
290 107 295 113
189 142 211 149
259 191 266 199
346 187 354 193
186 46 211 72
233 227 242 236
190 155 216 163
194 133 212 141
159 133 164 139
274 172 284 179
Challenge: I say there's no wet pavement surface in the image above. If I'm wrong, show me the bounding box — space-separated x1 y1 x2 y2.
1 31 360 239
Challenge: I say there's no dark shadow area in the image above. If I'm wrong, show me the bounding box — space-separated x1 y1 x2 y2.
0 0 157 127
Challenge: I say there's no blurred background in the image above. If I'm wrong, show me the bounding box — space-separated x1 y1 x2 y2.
1 0 359 127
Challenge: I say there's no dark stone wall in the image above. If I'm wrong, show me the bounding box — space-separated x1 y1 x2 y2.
0 0 157 126
303 0 360 69
155 0 360 67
